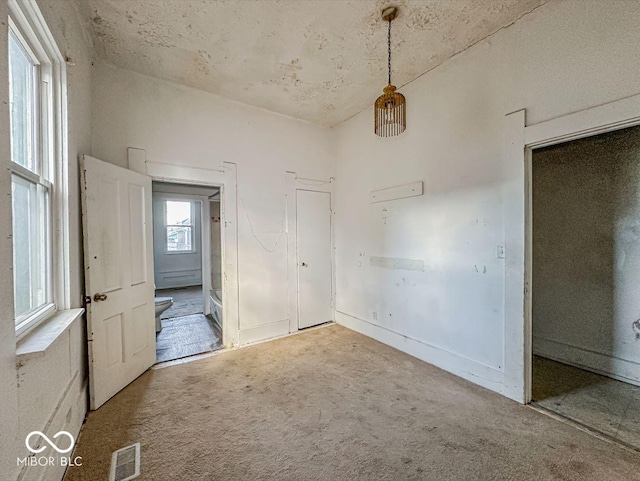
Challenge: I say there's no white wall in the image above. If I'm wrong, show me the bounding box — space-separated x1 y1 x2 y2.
333 0 640 400
2 11 637 480
91 64 334 343
532 127 640 385
0 1 93 480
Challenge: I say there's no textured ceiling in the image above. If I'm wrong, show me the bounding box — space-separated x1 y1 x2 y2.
76 0 545 127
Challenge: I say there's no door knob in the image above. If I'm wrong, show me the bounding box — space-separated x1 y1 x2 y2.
93 293 108 302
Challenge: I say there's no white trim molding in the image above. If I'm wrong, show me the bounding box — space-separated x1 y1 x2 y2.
525 93 640 148
335 311 505 393
285 172 335 334
504 93 640 404
533 336 640 388
9 0 72 340
502 109 528 403
146 160 240 347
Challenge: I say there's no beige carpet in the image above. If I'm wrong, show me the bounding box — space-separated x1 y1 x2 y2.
65 325 640 481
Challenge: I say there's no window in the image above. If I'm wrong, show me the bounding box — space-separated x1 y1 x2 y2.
9 0 67 337
166 200 194 252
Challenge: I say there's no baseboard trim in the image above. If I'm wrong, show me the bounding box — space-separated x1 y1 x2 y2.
533 336 640 386
335 310 505 394
239 319 289 345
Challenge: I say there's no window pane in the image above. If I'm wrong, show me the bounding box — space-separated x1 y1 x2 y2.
12 176 49 322
41 80 51 181
167 226 192 251
8 32 37 172
12 176 32 317
166 200 191 226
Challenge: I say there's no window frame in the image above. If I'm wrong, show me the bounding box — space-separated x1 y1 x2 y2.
9 0 69 339
164 199 196 254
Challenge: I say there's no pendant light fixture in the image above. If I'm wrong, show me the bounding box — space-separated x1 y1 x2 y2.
375 6 406 137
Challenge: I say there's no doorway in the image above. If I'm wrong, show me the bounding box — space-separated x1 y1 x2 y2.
152 181 224 363
296 189 332 330
530 126 640 450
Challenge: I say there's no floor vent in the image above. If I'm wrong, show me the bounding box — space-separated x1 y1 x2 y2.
109 442 141 481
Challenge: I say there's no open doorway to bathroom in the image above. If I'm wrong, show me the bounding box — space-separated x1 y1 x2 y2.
152 181 224 363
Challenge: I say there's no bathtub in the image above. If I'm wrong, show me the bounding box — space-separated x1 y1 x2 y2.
209 289 222 329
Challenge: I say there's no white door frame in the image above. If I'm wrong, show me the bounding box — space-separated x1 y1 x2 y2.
146 161 240 348
285 172 335 333
504 93 640 403
201 197 211 315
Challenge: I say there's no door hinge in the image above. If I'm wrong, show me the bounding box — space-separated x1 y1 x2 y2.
83 295 92 305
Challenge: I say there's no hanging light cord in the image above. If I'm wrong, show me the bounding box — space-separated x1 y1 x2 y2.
387 18 392 85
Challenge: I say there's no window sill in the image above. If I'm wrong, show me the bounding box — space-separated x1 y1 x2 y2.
16 308 84 363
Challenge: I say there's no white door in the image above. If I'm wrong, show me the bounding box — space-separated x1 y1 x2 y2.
296 190 332 329
81 155 156 410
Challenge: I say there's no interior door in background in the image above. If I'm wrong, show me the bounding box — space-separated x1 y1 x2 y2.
81 155 156 410
296 189 332 329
